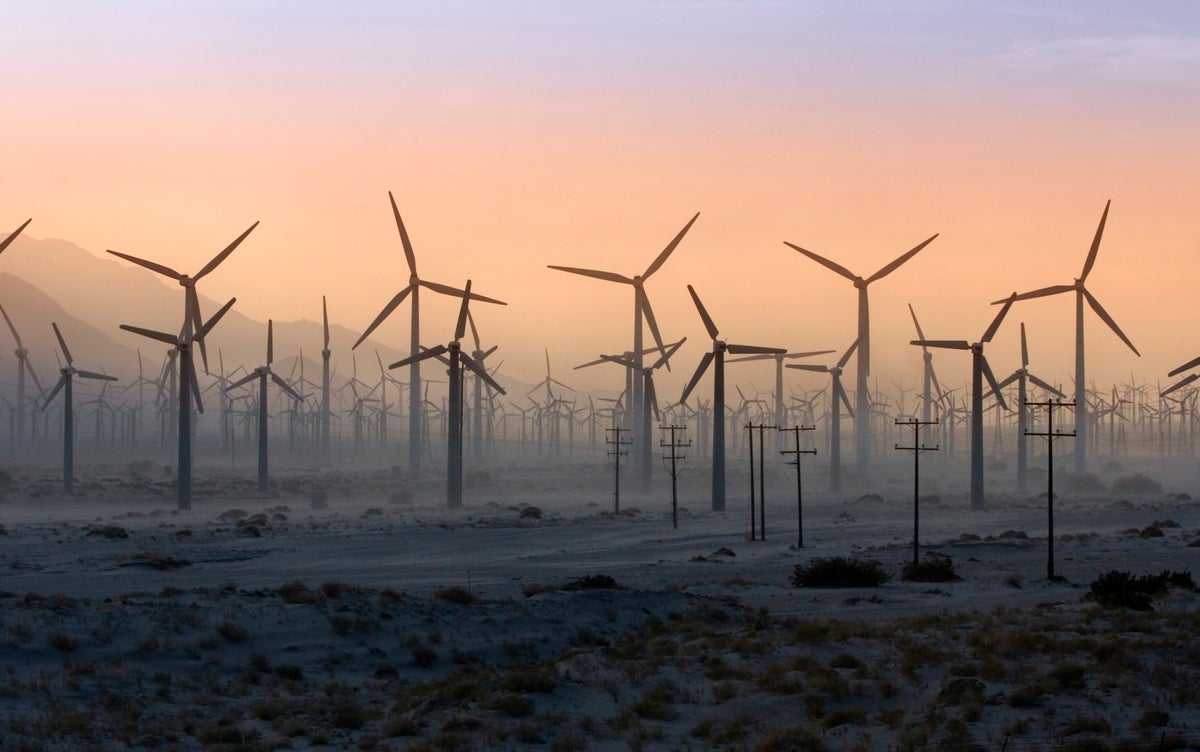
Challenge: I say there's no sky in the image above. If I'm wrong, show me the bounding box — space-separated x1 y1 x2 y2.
3 1 1200 399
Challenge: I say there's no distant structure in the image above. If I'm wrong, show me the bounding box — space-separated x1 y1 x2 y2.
43 323 118 493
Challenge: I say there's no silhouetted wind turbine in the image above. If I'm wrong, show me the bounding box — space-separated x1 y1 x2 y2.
354 192 505 478
389 281 506 508
43 323 118 493
0 303 44 453
788 339 858 492
680 285 785 511
226 321 304 493
108 223 257 375
549 213 699 485
727 348 834 449
913 297 1013 509
785 232 937 476
996 323 1065 493
0 218 31 256
466 310 499 462
320 296 333 462
996 200 1139 474
121 299 236 509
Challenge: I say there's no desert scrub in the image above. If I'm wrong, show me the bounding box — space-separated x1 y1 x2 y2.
433 585 477 605
215 619 248 644
1110 473 1162 495
791 557 889 588
1086 569 1195 610
277 579 323 604
901 553 960 582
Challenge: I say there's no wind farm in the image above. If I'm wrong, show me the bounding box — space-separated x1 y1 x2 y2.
2 2 1200 749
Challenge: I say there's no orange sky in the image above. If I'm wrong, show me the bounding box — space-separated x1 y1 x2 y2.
3 2 1199 397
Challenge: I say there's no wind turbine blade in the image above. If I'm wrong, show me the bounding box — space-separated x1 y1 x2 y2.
981 357 1008 411
184 287 210 373
786 364 829 373
24 357 45 392
647 376 660 421
322 295 330 349
271 372 304 401
638 287 669 369
912 339 971 350
1020 322 1029 368
194 222 258 281
996 372 1019 390
981 297 1013 343
993 285 1074 304
866 234 938 284
546 265 633 285
226 372 260 391
389 344 448 370
267 320 274 366
51 322 73 364
354 285 412 349
455 281 472 341
686 285 719 340
482 344 498 359
77 370 119 381
907 303 928 348
387 191 419 276
43 375 67 407
650 337 686 371
835 380 855 418
1161 373 1200 398
0 303 21 346
726 353 772 363
189 358 204 413
462 353 506 394
929 364 945 402
1080 199 1110 282
1167 355 1200 378
837 338 860 369
727 344 787 355
119 324 177 346
194 299 236 344
783 242 857 282
106 249 183 280
420 279 507 305
467 309 481 351
643 211 699 279
0 218 31 255
1028 373 1065 398
787 349 836 359
1082 288 1140 356
680 351 714 404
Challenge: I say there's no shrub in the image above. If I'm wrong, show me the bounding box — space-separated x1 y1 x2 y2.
1063 472 1106 494
1110 473 1162 496
519 505 543 519
489 693 535 718
48 632 79 652
901 553 960 582
86 524 128 539
434 586 477 605
216 619 248 644
562 574 622 591
278 580 323 604
320 581 348 599
274 664 304 681
791 557 889 588
1087 569 1195 610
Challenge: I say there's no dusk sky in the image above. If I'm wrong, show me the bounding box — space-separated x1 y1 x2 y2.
3 2 1199 394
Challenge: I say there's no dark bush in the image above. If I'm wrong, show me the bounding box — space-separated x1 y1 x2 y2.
901 553 960 582
561 574 622 591
434 586 478 605
1087 569 1196 610
790 557 889 588
1110 473 1162 496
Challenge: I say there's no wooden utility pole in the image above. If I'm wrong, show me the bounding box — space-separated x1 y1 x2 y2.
779 424 816 548
606 424 632 514
895 417 938 565
659 424 690 529
1025 400 1075 580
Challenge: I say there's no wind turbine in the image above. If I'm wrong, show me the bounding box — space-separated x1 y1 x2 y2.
912 297 1014 509
42 323 118 493
226 321 304 493
995 323 1065 493
466 310 499 463
354 192 505 478
121 298 236 509
787 339 858 492
320 296 333 462
784 232 938 476
996 200 1139 473
727 348 834 449
549 213 699 486
0 218 31 256
0 303 45 454
389 281 506 508
107 223 257 375
679 285 785 511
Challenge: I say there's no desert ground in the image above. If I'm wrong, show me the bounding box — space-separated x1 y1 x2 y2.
1 454 1198 751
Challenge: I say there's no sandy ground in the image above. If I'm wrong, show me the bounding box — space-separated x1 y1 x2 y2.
1 458 1198 750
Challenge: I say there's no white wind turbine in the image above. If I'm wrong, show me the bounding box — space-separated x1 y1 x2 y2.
549 213 699 484
912 297 1014 509
680 285 785 511
784 232 938 476
354 192 505 478
43 323 119 494
996 200 1139 474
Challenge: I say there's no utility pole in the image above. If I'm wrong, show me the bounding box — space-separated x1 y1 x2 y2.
895 417 938 565
606 424 632 514
779 424 816 548
745 422 778 541
1026 399 1075 580
660 424 691 529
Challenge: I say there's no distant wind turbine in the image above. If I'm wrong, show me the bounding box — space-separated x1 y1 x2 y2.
354 192 505 478
787 339 858 492
43 323 119 494
0 303 44 453
995 323 1064 493
996 200 1139 474
680 285 785 511
0 218 31 256
785 232 937 476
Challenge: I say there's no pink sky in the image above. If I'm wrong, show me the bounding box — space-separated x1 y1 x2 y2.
2 2 1199 393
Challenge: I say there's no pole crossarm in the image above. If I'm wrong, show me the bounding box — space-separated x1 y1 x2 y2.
606 424 633 514
779 424 816 547
660 424 691 529
1024 399 1076 580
